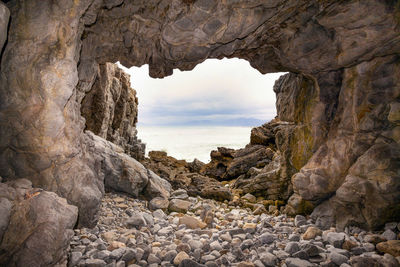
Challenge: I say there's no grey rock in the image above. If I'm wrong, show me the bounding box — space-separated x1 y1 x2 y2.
179 259 206 267
327 232 346 248
385 222 398 231
125 212 147 229
260 252 278 267
110 248 126 260
295 215 307 227
329 252 348 266
382 229 397 241
149 197 169 211
122 248 136 262
292 250 309 260
85 259 107 267
259 233 275 245
285 257 314 267
163 250 177 262
285 242 301 255
168 199 191 213
69 252 82 267
147 254 161 264
0 198 12 242
0 2 9 52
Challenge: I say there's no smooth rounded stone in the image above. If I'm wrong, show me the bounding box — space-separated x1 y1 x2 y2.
193 248 202 261
260 252 278 267
135 248 145 262
69 251 83 266
189 239 204 251
168 199 191 213
149 197 169 210
285 242 301 255
292 250 309 260
241 193 257 203
116 261 126 267
108 241 126 251
300 243 320 257
210 240 222 251
376 240 400 257
382 229 397 241
110 248 126 260
163 250 177 262
95 250 111 260
153 209 167 219
177 243 191 254
329 252 348 265
259 233 275 244
158 226 174 236
179 215 207 229
179 259 207 267
364 234 386 244
240 239 254 250
289 234 301 242
302 227 322 240
121 248 136 262
231 238 242 247
85 259 107 267
385 222 398 231
237 261 255 267
125 212 147 229
243 223 257 234
326 232 346 248
170 189 189 200
173 251 190 265
201 254 216 264
274 250 290 260
285 257 314 267
294 215 307 227
147 253 161 264
220 232 232 242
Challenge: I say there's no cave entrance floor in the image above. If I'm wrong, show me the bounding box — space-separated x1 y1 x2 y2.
68 190 394 267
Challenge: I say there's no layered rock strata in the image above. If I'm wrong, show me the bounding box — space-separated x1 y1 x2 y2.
81 63 145 160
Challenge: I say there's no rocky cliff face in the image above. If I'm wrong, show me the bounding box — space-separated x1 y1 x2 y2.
0 3 398 261
81 62 145 160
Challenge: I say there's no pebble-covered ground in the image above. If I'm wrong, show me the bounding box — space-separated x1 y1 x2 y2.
68 190 400 267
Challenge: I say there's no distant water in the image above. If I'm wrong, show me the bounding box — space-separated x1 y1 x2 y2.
137 126 253 163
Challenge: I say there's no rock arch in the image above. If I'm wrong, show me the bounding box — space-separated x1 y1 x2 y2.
0 0 399 230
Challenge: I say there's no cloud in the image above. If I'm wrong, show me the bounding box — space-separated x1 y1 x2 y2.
118 58 286 126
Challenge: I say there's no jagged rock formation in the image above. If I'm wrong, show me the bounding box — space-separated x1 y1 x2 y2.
81 63 145 160
0 5 399 265
142 151 232 202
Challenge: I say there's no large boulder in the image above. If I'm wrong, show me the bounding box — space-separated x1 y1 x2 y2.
0 180 78 266
0 2 9 52
86 131 171 199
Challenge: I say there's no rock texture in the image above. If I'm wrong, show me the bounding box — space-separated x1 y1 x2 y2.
0 2 9 53
81 63 145 160
142 151 232 202
0 179 78 266
0 0 399 239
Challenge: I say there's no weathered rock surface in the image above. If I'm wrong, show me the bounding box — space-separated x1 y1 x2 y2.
142 150 232 202
0 2 9 53
0 179 78 266
81 63 145 160
0 0 399 236
86 131 171 200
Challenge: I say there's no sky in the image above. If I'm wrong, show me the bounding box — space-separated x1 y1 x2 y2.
118 58 286 127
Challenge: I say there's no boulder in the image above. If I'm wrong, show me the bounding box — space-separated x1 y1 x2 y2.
0 182 78 266
168 199 191 213
0 2 9 52
377 240 400 257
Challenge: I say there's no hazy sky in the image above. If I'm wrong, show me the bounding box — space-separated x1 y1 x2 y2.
119 58 285 126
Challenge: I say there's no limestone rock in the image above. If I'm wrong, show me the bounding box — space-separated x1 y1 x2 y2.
0 182 78 266
0 2 9 52
81 63 145 160
179 215 207 229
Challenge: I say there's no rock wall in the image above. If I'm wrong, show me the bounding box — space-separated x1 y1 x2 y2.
0 0 398 237
81 62 145 160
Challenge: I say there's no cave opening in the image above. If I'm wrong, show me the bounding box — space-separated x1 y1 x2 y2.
118 58 286 163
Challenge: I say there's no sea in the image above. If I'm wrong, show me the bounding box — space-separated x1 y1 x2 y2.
137 126 253 163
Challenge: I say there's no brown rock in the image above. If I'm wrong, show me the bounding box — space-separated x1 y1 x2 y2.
173 251 189 266
168 199 191 213
179 215 207 229
107 241 126 251
377 240 400 257
149 197 169 211
302 227 323 240
342 240 358 251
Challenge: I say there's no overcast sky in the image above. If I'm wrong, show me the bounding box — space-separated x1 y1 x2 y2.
119 58 285 127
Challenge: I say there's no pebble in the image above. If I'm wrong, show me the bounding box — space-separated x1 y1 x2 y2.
67 192 400 267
